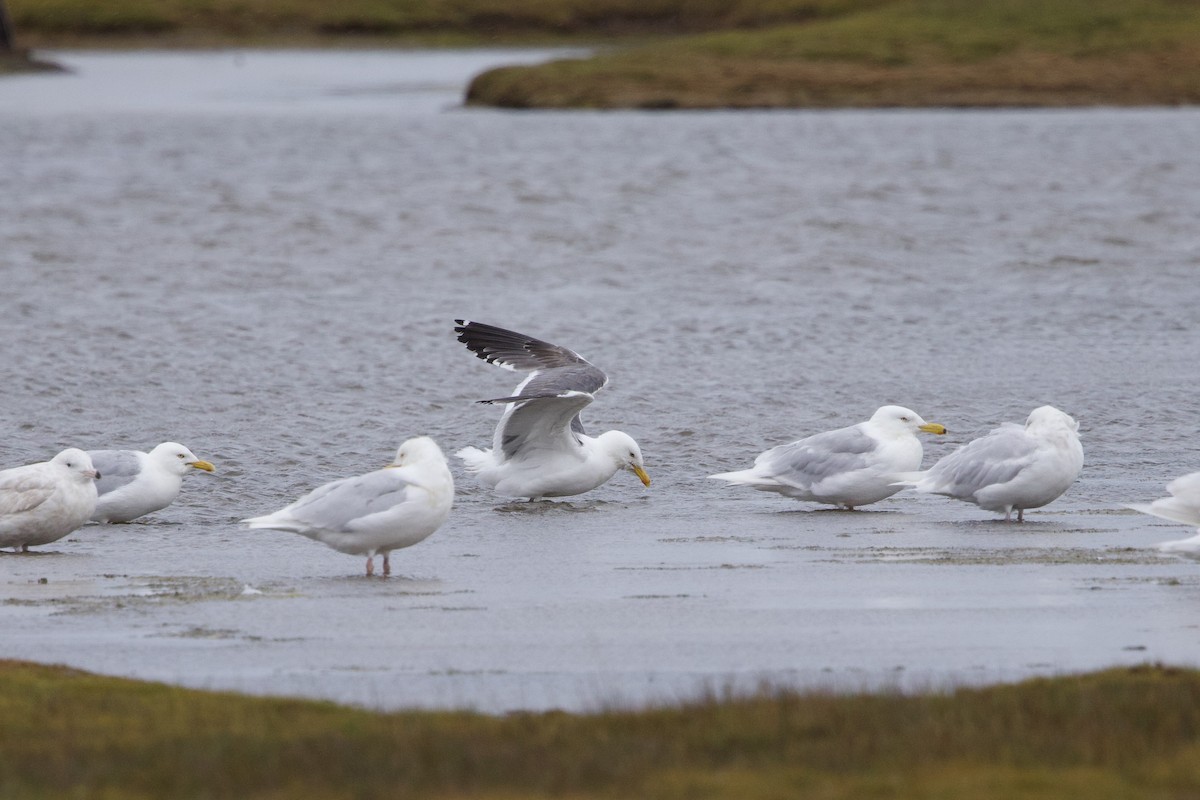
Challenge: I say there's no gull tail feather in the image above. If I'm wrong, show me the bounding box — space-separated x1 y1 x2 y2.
709 469 777 487
243 513 309 535
1127 502 1200 528
456 446 491 475
889 470 926 488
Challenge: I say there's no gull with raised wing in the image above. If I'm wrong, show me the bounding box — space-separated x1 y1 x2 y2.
709 405 946 510
454 320 650 500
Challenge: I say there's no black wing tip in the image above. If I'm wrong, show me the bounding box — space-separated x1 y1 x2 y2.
453 319 537 365
455 321 503 364
452 320 594 376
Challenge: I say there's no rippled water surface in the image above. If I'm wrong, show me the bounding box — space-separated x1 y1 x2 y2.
2 51 1199 712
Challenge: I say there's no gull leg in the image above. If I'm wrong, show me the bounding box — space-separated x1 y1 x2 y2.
1004 508 1012 522
383 553 391 577
1017 508 1025 523
365 556 374 577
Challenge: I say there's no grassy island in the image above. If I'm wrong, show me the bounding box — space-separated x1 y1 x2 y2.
464 0 1200 108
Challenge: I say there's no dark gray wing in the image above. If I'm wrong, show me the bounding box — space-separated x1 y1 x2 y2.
282 470 416 532
757 425 878 489
455 319 609 398
455 320 594 372
456 320 610 439
89 450 143 497
924 424 1038 497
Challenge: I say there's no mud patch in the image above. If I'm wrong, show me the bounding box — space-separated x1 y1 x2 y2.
839 546 1164 566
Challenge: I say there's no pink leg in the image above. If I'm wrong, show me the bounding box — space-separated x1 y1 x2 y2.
1017 508 1024 523
383 553 391 577
365 556 374 577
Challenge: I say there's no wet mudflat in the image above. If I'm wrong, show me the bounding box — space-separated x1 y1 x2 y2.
1 51 1198 711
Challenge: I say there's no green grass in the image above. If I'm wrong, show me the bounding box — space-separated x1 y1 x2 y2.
11 0 1200 107
4 660 1200 799
672 0 1200 64
464 0 1200 107
6 0 888 44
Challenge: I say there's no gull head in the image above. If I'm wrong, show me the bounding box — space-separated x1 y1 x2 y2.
389 436 447 468
870 405 947 437
150 442 216 476
1025 405 1078 434
53 448 100 481
597 430 651 487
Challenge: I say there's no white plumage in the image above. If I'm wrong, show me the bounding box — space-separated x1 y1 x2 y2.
243 436 453 577
894 405 1083 522
454 320 650 500
1 448 100 551
709 405 947 510
89 442 215 523
1128 471 1200 554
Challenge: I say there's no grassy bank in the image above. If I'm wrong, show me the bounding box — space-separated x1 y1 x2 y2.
465 0 1200 107
4 660 1200 798
10 0 1200 107
6 0 883 47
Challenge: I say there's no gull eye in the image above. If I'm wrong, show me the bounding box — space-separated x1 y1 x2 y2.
901 416 910 422
178 453 186 459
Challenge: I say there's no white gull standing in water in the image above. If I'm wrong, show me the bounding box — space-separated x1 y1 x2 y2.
1 448 100 552
894 405 1083 522
243 436 453 577
454 320 650 500
1128 471 1200 554
89 442 215 523
709 405 946 510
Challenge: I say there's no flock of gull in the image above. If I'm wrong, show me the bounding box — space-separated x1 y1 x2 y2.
2 321 1197 576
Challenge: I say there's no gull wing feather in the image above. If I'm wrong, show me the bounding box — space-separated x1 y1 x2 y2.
757 426 877 490
266 470 418 533
1130 471 1200 527
0 466 57 516
454 319 594 372
922 424 1038 497
1166 471 1200 500
89 450 144 496
457 320 610 441
494 391 594 460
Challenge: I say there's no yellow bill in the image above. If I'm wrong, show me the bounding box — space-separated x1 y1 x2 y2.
632 464 651 487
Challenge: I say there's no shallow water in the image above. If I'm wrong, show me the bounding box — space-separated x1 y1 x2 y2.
1 50 1199 712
